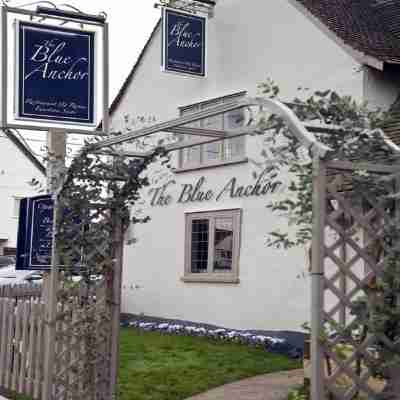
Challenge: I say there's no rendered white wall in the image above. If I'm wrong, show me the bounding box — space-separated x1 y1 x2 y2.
0 135 44 250
111 0 365 331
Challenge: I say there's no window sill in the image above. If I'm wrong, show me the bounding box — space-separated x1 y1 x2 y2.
174 157 248 174
181 274 240 284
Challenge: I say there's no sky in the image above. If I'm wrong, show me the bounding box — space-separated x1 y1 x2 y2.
19 1 160 159
82 0 160 100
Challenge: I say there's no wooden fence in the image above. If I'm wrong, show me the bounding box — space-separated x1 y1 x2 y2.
0 298 45 399
0 284 41 300
0 280 110 400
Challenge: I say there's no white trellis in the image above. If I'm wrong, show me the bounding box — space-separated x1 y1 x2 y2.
310 158 400 400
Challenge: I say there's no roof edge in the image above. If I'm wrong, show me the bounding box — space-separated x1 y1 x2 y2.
4 130 46 176
288 0 384 71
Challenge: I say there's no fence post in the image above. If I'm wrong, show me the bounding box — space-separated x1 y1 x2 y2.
108 215 124 400
311 155 326 400
42 130 66 400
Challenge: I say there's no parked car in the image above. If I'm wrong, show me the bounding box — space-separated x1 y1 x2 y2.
0 256 16 269
0 265 43 286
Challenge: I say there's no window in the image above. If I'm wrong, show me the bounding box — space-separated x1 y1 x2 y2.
178 92 247 170
183 209 241 283
13 197 22 218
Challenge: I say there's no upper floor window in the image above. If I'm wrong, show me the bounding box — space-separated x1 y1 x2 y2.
178 91 247 170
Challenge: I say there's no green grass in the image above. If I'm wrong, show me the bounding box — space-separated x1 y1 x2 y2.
118 328 301 400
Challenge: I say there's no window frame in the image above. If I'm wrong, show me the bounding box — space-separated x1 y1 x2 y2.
177 91 248 172
183 209 242 284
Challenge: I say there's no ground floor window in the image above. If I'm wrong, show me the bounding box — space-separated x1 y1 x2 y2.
183 209 241 284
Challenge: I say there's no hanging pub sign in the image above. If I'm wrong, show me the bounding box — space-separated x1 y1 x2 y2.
15 21 96 125
161 7 207 77
16 195 54 271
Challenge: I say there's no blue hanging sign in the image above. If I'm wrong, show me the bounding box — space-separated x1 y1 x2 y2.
15 21 96 125
16 195 54 271
162 8 206 77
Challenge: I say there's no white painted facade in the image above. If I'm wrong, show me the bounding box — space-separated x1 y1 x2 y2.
110 0 399 331
0 133 44 254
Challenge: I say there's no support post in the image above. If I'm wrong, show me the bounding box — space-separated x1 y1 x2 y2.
311 155 326 400
109 216 123 400
0 6 7 129
42 130 66 400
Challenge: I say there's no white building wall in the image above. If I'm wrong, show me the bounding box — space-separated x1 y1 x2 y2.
111 0 365 331
0 135 44 251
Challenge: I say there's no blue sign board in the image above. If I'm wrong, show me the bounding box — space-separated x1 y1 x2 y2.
16 195 54 271
16 21 96 125
162 8 206 77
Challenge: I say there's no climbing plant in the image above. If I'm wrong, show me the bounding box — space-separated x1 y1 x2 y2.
257 79 400 398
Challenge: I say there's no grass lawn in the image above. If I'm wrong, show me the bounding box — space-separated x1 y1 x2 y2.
118 328 301 400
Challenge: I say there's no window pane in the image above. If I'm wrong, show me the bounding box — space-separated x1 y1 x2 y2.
224 137 245 160
204 142 222 162
182 144 201 165
203 114 223 130
202 112 223 163
181 108 201 167
224 108 245 130
14 198 21 218
224 108 246 160
213 218 233 271
191 219 209 273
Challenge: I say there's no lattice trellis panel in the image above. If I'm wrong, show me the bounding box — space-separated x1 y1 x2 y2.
49 205 119 400
312 160 399 400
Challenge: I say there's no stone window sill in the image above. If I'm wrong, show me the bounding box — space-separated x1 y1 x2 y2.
174 157 248 174
181 274 240 284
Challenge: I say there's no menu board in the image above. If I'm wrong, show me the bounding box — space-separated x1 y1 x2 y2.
16 195 54 271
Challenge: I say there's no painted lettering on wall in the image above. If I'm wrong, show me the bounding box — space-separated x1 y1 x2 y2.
149 170 282 207
16 21 95 124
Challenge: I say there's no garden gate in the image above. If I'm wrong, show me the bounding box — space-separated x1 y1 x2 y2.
311 157 400 400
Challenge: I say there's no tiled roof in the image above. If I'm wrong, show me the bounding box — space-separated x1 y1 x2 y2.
295 0 400 64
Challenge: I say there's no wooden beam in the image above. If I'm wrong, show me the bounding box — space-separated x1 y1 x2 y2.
90 100 248 150
165 126 227 138
325 160 400 174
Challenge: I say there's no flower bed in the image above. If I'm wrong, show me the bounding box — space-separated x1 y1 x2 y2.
120 315 304 359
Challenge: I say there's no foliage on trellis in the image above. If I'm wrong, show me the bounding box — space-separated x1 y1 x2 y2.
37 132 171 400
256 79 400 398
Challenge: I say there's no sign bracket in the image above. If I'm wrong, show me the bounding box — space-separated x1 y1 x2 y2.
155 0 216 17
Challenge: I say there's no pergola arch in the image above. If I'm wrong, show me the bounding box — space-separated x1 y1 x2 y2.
90 97 333 158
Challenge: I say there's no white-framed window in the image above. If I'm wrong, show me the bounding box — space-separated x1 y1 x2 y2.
183 209 241 284
178 91 247 170
13 196 23 218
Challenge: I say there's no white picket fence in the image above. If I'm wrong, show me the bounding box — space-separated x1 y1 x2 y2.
0 281 111 400
0 298 45 399
0 284 41 300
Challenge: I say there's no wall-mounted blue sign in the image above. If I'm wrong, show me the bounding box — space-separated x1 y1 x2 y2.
162 8 206 77
15 21 96 125
16 195 54 271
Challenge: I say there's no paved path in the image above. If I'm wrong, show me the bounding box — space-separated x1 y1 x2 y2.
0 371 303 400
185 369 303 400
